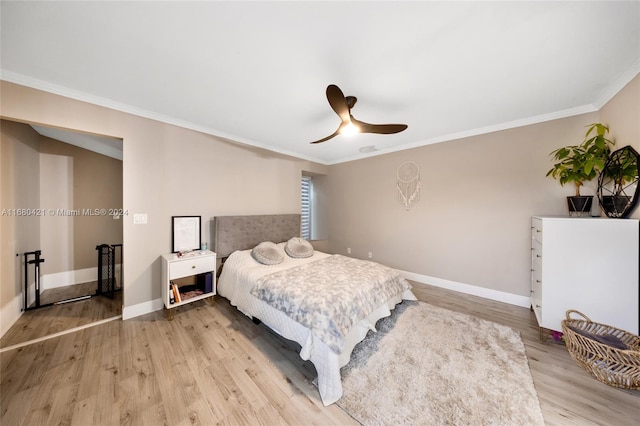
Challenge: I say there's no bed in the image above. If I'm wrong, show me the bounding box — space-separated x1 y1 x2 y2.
213 214 416 405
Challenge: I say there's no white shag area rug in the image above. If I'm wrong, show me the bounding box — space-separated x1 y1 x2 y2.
337 301 545 425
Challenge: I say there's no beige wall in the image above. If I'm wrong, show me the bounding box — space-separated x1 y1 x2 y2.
327 114 604 298
0 81 328 316
326 73 639 299
1 73 636 315
1 120 41 310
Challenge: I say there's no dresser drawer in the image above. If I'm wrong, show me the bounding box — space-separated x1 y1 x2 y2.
169 255 215 279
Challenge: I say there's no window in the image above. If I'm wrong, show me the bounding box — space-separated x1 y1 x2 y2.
301 176 312 240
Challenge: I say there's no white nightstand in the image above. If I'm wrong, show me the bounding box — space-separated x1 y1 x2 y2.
161 250 216 320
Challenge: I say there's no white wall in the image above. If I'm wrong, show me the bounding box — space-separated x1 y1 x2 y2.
39 153 74 275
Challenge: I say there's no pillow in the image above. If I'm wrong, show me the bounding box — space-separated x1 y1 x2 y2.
251 241 285 265
285 237 314 258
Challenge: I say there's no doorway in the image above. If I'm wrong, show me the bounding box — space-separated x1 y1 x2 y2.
0 119 124 349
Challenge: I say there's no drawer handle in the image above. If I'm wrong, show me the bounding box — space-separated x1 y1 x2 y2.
536 280 541 283
536 254 541 258
191 265 196 269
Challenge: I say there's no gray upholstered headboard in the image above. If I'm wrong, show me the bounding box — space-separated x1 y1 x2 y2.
213 214 301 258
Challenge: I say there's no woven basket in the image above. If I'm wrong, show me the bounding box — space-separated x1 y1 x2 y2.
562 310 640 390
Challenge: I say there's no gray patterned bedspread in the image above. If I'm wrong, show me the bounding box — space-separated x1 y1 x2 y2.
249 254 412 353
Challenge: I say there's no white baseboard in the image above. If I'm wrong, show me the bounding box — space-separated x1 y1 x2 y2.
40 267 97 290
8 267 529 331
1 294 24 338
122 298 164 320
397 270 531 308
40 264 122 290
122 271 530 322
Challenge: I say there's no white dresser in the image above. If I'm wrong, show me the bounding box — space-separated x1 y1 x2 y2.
530 216 639 334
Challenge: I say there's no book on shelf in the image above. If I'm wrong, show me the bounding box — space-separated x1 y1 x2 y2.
198 272 213 294
171 283 181 303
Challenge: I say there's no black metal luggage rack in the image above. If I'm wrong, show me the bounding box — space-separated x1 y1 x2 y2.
95 243 123 299
23 250 45 311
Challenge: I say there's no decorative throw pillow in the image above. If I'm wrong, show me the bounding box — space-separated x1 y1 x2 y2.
285 237 314 258
251 241 285 265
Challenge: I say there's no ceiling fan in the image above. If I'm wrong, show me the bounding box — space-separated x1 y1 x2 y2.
310 84 408 144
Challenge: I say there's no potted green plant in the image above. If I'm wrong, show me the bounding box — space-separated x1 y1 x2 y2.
546 123 615 215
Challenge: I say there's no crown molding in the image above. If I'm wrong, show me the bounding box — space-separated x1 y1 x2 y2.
330 104 598 165
592 58 640 110
2 68 632 167
0 70 328 165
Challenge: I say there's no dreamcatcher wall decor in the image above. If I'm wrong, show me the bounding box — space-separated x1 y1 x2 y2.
396 161 421 210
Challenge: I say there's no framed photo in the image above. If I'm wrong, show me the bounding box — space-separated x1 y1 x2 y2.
172 216 201 253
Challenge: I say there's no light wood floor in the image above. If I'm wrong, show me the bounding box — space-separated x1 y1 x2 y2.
1 282 122 349
1 282 639 425
36 281 99 306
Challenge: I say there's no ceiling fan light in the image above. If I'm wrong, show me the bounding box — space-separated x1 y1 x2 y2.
340 122 359 137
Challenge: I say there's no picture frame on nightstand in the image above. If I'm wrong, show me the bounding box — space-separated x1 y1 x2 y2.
171 215 201 253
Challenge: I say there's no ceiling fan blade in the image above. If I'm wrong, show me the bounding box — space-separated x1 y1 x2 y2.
310 85 407 145
310 130 339 144
326 84 351 124
351 117 407 135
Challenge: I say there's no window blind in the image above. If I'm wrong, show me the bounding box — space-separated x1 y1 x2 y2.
301 176 311 240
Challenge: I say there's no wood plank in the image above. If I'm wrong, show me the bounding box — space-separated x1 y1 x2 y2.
2 281 639 425
1 286 121 349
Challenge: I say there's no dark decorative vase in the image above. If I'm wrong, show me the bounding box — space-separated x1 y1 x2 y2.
600 195 632 218
567 196 593 216
597 146 640 219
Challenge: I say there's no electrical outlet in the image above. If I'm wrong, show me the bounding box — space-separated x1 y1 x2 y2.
368 251 373 258
133 213 147 224
347 247 351 254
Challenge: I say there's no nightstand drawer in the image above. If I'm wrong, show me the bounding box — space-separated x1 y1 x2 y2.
169 256 215 279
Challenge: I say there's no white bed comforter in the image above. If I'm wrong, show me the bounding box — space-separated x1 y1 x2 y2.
251 254 412 353
217 246 416 405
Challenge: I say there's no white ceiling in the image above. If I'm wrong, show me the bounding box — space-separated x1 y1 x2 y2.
2 1 639 165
